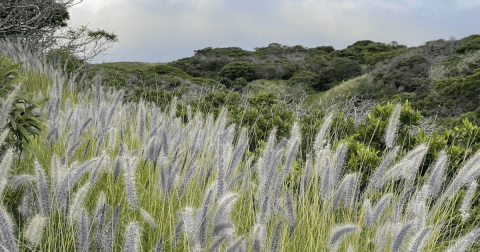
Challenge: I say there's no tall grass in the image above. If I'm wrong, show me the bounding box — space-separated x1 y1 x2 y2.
1 39 480 251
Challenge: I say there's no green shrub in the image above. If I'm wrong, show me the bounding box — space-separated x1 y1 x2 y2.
315 58 362 91
0 55 48 152
219 61 256 82
456 34 480 54
287 70 318 88
46 48 86 75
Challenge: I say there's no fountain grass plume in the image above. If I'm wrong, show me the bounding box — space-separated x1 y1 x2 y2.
0 148 14 195
195 182 216 248
24 214 47 246
77 209 90 252
385 104 401 149
68 182 91 224
391 222 413 252
252 224 266 252
374 224 389 252
321 158 332 200
333 173 358 210
368 146 400 193
300 154 313 197
19 186 34 220
392 187 415 224
0 206 17 252
225 237 245 252
328 224 359 252
284 191 296 235
426 150 447 198
371 194 393 226
124 155 139 210
446 228 480 252
460 180 477 222
123 222 140 252
34 160 51 217
0 129 10 146
406 226 434 252
314 112 333 152
270 221 283 252
0 84 20 130
213 193 239 240
333 143 348 186
140 208 157 229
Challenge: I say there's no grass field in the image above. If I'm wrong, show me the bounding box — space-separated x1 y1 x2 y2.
1 41 480 252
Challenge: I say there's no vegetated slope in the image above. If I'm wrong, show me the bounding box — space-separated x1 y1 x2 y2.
4 39 480 252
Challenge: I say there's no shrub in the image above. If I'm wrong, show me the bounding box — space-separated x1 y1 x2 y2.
288 70 318 88
315 58 362 91
219 61 256 82
0 55 47 152
456 34 480 54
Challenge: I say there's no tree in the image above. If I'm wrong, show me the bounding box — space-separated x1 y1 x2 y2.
0 0 73 49
1 0 118 64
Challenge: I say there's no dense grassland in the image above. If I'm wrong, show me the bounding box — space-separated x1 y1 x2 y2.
2 39 480 252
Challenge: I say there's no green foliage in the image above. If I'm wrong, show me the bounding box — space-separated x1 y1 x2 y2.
253 60 299 80
423 67 480 116
46 48 86 75
376 54 430 92
315 58 362 91
219 61 256 83
287 70 318 88
332 40 407 65
456 34 480 54
0 55 47 152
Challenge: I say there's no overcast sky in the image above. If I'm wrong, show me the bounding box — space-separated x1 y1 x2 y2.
68 0 480 63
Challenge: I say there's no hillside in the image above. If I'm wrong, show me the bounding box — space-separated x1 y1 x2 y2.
2 35 480 251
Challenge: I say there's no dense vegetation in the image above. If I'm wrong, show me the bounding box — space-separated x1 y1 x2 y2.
0 34 480 251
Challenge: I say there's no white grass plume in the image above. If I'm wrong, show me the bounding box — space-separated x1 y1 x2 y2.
140 208 157 228
374 224 389 252
123 222 140 252
314 112 333 151
34 160 51 217
25 214 47 246
426 150 448 198
406 226 434 252
460 180 477 222
0 148 14 196
385 104 401 149
213 193 239 240
446 228 480 252
328 224 359 252
0 83 20 129
270 221 283 252
69 182 91 223
0 129 9 145
77 209 90 252
391 222 413 252
252 223 266 252
370 194 393 226
0 206 17 252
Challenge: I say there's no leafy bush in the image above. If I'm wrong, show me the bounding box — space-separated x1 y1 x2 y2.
0 55 47 152
287 70 318 88
315 58 362 91
46 48 86 75
253 60 299 80
219 61 256 82
456 34 480 54
377 54 431 92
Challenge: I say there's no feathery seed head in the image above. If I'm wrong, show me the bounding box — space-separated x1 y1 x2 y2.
25 214 47 246
328 224 359 252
